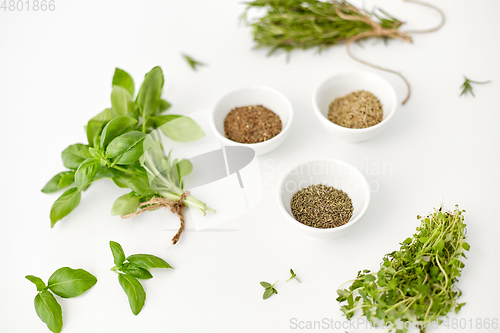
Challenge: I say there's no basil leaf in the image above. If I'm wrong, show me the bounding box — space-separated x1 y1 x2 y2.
75 158 100 190
111 85 135 117
137 66 163 117
119 263 153 280
112 68 135 97
106 131 147 160
86 108 114 148
160 116 204 142
112 173 133 188
118 273 146 316
34 291 63 333
111 193 140 216
50 187 81 227
127 175 154 196
263 288 273 300
176 159 193 178
100 116 138 148
94 166 118 180
61 144 91 170
48 267 97 298
150 114 181 128
127 254 172 269
260 282 271 288
26 275 47 291
42 171 74 194
110 241 126 267
158 99 171 113
58 172 75 188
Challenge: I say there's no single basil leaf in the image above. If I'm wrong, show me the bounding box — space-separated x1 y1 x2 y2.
176 159 193 178
158 99 171 113
118 273 146 316
94 166 118 180
26 275 47 291
112 68 135 97
115 144 145 165
110 241 126 267
48 267 97 298
119 263 153 280
106 131 147 158
160 116 204 142
50 187 81 227
111 85 135 117
263 288 273 300
151 114 181 128
127 254 172 269
260 282 271 288
42 171 74 194
137 66 164 117
75 158 100 190
86 108 114 148
112 173 133 188
111 193 140 216
58 172 75 188
34 291 63 333
127 175 155 196
61 144 91 170
100 116 138 148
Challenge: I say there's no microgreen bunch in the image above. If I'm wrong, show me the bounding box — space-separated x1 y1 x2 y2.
26 267 97 333
459 76 491 97
182 54 206 71
260 280 279 299
110 241 173 315
336 206 469 332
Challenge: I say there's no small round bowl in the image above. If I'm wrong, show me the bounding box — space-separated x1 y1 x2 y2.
312 71 398 143
210 86 293 156
277 158 370 239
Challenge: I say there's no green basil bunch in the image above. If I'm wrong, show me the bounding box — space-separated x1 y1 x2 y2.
26 267 97 333
42 67 212 227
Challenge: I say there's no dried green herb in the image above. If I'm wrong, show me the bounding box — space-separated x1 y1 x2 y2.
224 105 282 143
291 184 353 228
328 90 383 129
459 76 491 97
182 53 206 71
336 206 469 332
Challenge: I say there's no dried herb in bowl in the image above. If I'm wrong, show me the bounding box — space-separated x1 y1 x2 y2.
291 184 353 228
224 105 282 143
328 90 383 129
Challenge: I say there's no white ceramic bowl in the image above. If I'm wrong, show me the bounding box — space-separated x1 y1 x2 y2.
210 86 293 156
278 158 370 239
312 71 398 143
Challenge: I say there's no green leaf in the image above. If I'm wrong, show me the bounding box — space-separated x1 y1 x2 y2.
126 175 155 196
58 172 75 188
158 99 171 113
112 68 135 97
175 159 193 178
364 274 376 282
26 275 47 291
61 144 91 170
86 108 114 148
110 241 126 267
127 254 173 269
403 237 412 245
75 158 100 190
376 307 385 319
260 282 271 288
160 116 204 142
182 54 206 71
111 85 135 117
48 267 97 298
111 193 140 216
34 291 63 333
118 273 146 315
112 173 133 188
462 242 470 251
50 187 81 227
137 66 164 118
150 115 182 128
106 131 147 165
100 116 138 148
42 171 74 193
263 288 274 299
119 263 153 280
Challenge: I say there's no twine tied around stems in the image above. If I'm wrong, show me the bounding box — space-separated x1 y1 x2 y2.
122 191 190 245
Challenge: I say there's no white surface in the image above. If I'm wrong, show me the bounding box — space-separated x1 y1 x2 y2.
313 71 398 142
1 0 499 332
211 85 293 155
278 158 370 239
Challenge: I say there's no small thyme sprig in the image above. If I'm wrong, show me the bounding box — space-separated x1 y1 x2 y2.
182 53 206 71
460 76 491 97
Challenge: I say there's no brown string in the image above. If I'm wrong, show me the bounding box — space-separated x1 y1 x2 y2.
121 191 190 245
335 0 445 105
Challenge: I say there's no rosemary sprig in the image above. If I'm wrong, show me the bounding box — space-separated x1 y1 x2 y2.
182 53 206 71
460 76 491 97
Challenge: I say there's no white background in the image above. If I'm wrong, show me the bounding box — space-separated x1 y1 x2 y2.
1 0 499 332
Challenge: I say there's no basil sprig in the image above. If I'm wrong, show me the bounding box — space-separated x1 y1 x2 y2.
26 267 97 333
109 241 172 315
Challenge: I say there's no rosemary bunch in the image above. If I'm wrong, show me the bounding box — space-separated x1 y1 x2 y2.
337 206 469 332
243 0 403 55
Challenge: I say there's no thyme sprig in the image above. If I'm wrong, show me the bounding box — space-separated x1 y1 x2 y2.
460 76 491 97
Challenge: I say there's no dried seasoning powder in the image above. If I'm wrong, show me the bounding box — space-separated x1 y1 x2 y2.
291 184 353 228
328 90 383 129
224 105 282 143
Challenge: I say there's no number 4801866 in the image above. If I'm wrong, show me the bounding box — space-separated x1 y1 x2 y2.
1 0 56 11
